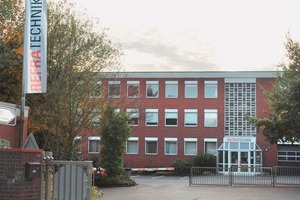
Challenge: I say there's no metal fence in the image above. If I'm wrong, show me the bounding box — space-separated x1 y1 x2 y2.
275 166 300 185
190 166 300 187
189 167 230 186
43 160 93 200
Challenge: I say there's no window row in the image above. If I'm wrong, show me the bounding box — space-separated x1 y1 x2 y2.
127 109 218 127
90 80 218 99
278 151 300 162
75 136 218 156
126 137 218 156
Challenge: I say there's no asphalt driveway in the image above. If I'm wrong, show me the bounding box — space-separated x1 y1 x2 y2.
101 176 300 200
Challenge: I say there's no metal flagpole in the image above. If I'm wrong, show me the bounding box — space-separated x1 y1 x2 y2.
19 0 29 149
19 77 26 148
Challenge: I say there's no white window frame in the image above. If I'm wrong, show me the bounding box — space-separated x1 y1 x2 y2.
164 138 178 155
145 137 158 155
184 109 198 127
145 109 159 126
126 137 139 154
90 108 101 124
74 136 82 154
204 81 218 98
204 109 218 127
146 81 159 98
127 81 140 98
126 108 139 126
185 81 198 98
184 138 198 156
108 81 121 98
204 138 217 156
90 81 102 98
165 109 178 126
88 136 101 154
165 81 178 98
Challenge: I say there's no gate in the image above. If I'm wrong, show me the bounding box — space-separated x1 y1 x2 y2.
190 166 273 186
190 166 300 187
44 160 93 200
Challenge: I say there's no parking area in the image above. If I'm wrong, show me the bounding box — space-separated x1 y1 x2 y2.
101 175 300 200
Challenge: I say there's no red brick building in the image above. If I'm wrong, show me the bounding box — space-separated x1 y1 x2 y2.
78 71 300 171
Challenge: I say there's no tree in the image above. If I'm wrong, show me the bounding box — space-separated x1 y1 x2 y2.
99 104 131 179
250 36 300 144
27 0 122 160
0 0 24 104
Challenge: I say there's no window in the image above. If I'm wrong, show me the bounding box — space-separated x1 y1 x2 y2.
73 136 82 154
205 81 218 98
184 109 197 127
88 136 101 154
185 81 198 98
90 109 101 124
127 81 140 98
165 109 178 126
204 109 218 127
108 81 120 98
126 109 139 126
145 137 158 155
126 137 139 154
90 81 102 98
184 138 197 155
224 82 256 136
165 81 178 98
146 109 158 126
277 151 300 162
146 81 159 98
204 138 217 156
164 138 178 155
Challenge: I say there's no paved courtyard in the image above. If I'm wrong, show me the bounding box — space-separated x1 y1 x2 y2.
101 175 300 200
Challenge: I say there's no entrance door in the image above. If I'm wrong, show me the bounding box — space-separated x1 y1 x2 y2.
229 151 249 172
240 152 249 172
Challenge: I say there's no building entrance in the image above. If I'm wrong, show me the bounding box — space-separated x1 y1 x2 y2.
218 137 262 173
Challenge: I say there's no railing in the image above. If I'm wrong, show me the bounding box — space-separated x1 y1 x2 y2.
189 167 230 186
190 166 300 187
275 166 300 185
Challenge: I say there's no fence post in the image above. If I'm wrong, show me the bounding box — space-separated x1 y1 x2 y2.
44 151 53 200
229 166 233 186
44 160 51 200
272 166 275 187
189 167 192 186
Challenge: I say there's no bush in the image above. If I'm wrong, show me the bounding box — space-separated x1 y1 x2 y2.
94 174 137 188
0 139 10 148
171 159 190 175
194 153 216 167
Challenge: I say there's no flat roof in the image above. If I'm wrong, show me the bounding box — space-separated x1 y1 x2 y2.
113 71 278 79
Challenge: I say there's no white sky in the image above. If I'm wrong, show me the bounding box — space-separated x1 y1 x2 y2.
67 0 300 71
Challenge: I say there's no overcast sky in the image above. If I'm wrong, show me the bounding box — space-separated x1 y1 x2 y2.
68 0 300 71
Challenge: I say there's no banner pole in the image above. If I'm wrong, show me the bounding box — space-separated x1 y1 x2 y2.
20 0 29 149
19 84 25 148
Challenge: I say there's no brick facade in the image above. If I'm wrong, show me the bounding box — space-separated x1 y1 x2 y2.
78 71 293 168
0 148 43 200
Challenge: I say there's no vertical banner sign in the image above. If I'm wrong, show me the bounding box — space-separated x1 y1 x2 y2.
23 0 47 93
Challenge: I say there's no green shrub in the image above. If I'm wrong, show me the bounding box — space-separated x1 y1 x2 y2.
171 159 190 175
0 139 10 148
194 153 216 167
94 174 137 188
